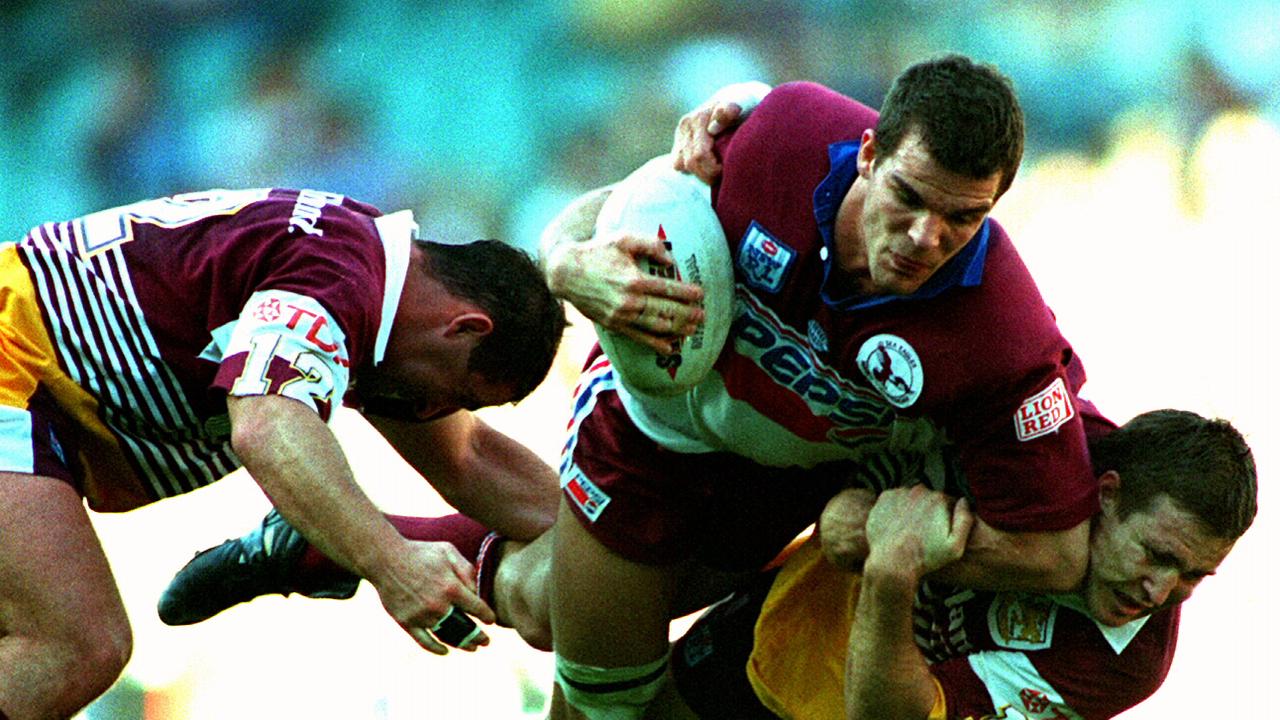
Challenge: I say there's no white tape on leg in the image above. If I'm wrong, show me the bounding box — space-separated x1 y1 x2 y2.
554 652 669 720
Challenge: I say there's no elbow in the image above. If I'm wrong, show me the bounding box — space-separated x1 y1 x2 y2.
227 397 275 463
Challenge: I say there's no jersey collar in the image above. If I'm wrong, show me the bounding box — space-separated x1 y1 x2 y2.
371 210 416 365
813 140 990 311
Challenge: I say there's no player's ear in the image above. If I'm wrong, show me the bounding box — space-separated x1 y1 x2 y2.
1097 470 1121 514
857 129 877 178
445 312 493 339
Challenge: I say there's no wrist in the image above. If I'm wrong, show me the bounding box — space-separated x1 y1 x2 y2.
863 548 925 590
538 237 575 298
346 526 416 585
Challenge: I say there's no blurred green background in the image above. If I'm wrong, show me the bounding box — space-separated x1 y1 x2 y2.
3 0 1277 249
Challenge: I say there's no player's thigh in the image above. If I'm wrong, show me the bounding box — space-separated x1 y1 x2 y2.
0 472 129 645
549 499 677 666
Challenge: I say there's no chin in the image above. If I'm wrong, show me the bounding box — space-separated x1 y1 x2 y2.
873 276 923 297
1094 610 1133 628
1084 589 1124 627
1093 595 1150 627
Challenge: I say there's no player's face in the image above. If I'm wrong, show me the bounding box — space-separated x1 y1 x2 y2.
841 129 999 296
363 336 518 420
1083 488 1233 627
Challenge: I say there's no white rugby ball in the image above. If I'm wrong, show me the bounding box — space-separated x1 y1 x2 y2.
593 154 734 396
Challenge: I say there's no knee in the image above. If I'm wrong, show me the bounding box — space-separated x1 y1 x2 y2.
59 617 133 703
517 622 553 652
5 621 133 717
504 578 553 651
85 622 133 682
495 543 553 651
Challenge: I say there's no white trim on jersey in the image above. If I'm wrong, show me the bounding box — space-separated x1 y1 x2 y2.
371 210 416 365
559 355 616 479
968 650 1083 720
20 226 238 499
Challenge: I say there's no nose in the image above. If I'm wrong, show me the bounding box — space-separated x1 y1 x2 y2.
1142 567 1181 606
908 212 943 250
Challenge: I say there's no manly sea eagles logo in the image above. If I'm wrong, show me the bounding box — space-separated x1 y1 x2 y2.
856 334 923 408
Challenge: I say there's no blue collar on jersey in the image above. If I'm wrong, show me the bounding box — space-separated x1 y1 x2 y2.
813 140 990 311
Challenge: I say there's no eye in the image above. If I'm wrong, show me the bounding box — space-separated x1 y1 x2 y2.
948 210 985 226
1143 545 1179 568
893 183 924 209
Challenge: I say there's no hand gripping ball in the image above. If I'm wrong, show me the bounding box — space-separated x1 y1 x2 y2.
593 155 734 396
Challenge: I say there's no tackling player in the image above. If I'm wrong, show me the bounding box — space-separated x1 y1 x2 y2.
0 189 565 719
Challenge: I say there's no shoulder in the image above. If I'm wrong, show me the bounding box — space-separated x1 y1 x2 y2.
720 82 877 162
926 220 1069 384
760 82 879 127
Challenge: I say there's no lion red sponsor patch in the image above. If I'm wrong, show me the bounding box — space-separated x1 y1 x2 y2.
1014 377 1075 441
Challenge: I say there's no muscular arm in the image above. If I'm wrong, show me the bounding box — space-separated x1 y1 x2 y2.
229 394 494 653
366 410 559 540
845 487 971 720
928 517 1089 592
846 561 940 720
230 394 420 583
820 488 1089 592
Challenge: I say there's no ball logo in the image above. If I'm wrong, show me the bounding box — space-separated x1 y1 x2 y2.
856 334 923 408
644 224 686 380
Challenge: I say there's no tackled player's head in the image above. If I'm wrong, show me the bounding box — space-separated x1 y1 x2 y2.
418 239 567 402
1081 410 1256 625
1091 409 1256 541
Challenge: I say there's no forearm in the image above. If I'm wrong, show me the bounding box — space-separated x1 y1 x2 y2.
368 411 559 540
846 559 939 720
538 185 613 298
229 395 412 582
928 518 1089 592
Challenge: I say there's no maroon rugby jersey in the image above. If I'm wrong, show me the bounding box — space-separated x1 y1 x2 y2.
620 82 1097 532
919 582 1178 718
11 188 411 510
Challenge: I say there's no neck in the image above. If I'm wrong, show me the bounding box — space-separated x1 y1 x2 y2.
832 180 873 295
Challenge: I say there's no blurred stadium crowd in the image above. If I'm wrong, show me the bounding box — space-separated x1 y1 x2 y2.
1 0 1277 250
1 1 1277 718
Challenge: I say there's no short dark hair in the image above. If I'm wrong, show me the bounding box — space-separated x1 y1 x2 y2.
418 239 567 401
876 54 1025 198
1090 409 1257 541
